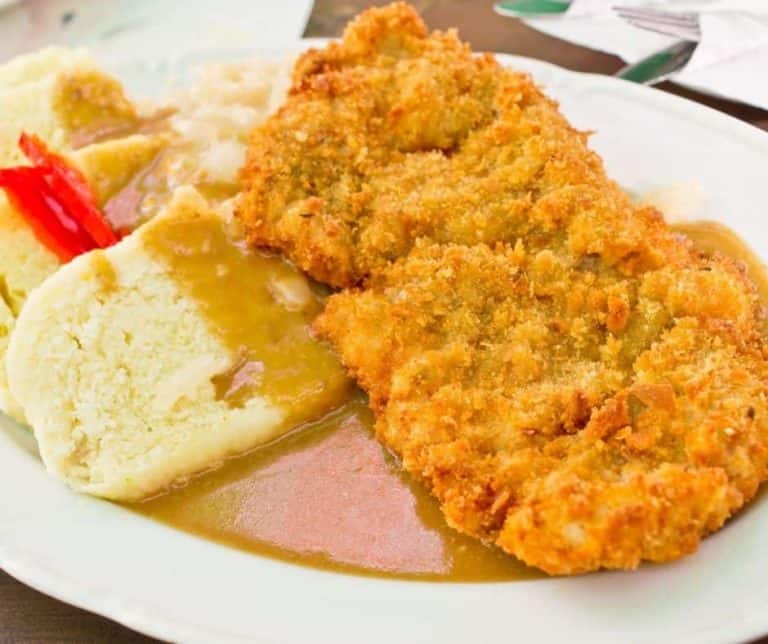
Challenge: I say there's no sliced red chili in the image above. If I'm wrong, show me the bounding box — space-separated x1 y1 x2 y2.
0 133 120 263
0 167 95 262
19 133 119 248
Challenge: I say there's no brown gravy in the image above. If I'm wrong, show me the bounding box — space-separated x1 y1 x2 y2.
141 207 350 426
54 69 142 149
132 219 767 582
104 145 240 234
134 398 538 581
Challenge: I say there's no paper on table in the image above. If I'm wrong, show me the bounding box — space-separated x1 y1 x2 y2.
568 0 768 16
524 0 768 109
525 7 676 62
680 12 768 108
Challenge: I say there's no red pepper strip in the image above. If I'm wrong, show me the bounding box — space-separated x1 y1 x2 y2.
36 171 101 254
19 133 119 248
0 167 96 262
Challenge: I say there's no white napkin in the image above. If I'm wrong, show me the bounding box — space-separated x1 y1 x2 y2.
525 0 768 109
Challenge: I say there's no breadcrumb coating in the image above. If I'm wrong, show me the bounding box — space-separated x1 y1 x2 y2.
239 2 768 574
240 2 684 286
316 242 768 574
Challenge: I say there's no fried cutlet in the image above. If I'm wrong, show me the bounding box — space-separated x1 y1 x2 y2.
238 2 768 574
316 241 768 574
238 3 692 287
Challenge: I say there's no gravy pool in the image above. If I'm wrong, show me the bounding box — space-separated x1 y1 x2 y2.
134 398 539 581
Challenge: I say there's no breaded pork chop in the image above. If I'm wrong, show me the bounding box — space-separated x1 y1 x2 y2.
239 3 691 287
240 2 768 574
316 242 768 574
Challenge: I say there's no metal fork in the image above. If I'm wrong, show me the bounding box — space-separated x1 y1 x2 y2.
493 2 701 84
613 6 701 84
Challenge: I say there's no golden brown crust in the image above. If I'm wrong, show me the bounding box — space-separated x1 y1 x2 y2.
316 242 768 574
239 3 689 287
240 2 768 574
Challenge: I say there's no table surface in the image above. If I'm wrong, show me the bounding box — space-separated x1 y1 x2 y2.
3 1 768 642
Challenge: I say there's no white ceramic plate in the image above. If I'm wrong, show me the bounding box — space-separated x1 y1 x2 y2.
2 47 768 644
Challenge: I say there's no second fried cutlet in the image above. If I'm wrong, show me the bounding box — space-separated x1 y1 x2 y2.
315 241 768 574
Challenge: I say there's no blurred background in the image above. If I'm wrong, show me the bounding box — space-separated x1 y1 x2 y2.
0 0 765 125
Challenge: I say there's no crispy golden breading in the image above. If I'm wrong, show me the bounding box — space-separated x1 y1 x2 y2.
240 2 768 574
239 3 692 287
316 242 768 574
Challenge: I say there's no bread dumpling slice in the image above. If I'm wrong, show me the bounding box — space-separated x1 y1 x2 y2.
0 47 155 422
6 187 349 501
